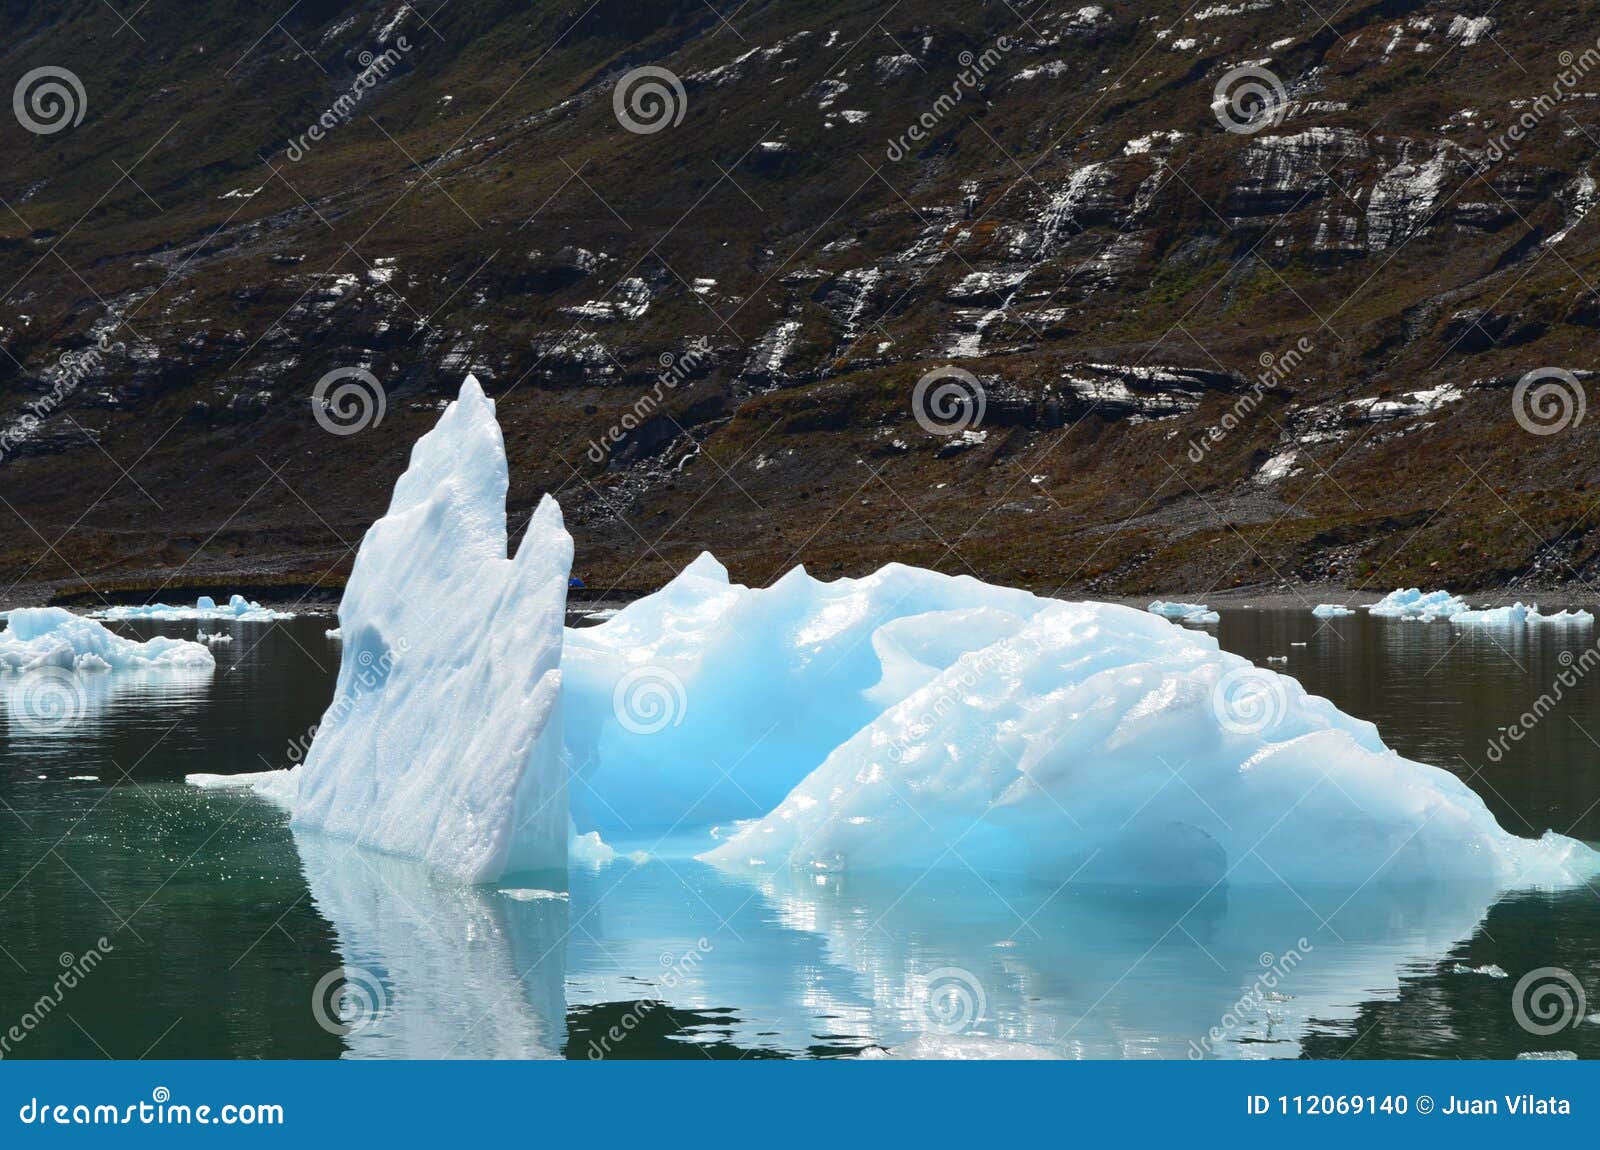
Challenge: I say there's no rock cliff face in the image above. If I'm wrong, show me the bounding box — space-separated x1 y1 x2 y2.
1 1 1598 600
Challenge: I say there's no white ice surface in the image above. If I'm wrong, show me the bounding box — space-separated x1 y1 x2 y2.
684 571 1599 888
562 554 1045 835
220 377 573 883
0 607 215 672
94 594 295 622
1148 600 1219 624
1452 602 1595 626
1368 588 1469 618
1312 603 1355 617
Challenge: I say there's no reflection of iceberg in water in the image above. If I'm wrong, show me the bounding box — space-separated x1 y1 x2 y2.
292 829 567 1058
756 871 1504 1059
564 860 1509 1059
1 667 212 752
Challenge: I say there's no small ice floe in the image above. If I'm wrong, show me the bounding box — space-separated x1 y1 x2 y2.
325 627 342 639
497 888 569 902
1312 604 1355 617
95 595 295 622
199 632 234 645
1 607 214 672
1450 963 1508 978
1367 588 1468 619
1453 603 1596 627
1148 600 1220 625
1516 1051 1577 1060
570 829 647 868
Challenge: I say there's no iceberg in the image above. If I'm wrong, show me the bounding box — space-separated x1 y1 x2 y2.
284 376 571 883
1 607 214 672
563 555 1044 834
94 594 295 622
1452 602 1595 626
1147 600 1219 624
192 375 1599 896
1368 588 1469 618
695 588 1599 888
1311 603 1355 617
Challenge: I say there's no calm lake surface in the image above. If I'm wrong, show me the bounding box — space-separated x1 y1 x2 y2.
1 609 1597 1060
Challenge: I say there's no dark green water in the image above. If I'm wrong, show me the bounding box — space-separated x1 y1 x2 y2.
0 611 1596 1059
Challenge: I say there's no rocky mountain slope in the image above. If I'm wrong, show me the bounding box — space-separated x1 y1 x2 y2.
2 0 1598 605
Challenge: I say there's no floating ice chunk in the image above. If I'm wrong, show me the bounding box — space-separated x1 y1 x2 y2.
563 556 1044 835
287 377 572 883
697 592 1599 888
1450 963 1508 977
0 607 214 672
1533 609 1596 625
199 632 234 645
1367 588 1469 618
325 627 342 639
1312 604 1355 617
198 379 573 883
1516 1050 1577 1060
570 829 617 867
1148 600 1219 624
187 766 299 807
95 594 295 622
1453 603 1532 626
1453 602 1595 626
